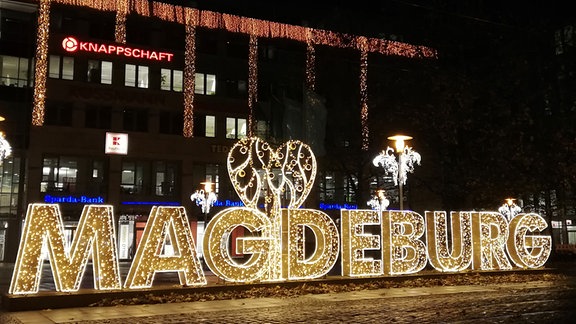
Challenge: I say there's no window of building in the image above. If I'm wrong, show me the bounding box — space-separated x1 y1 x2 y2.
0 157 20 217
226 117 247 139
85 106 112 129
1 55 31 87
319 171 335 202
568 225 576 244
159 111 183 135
121 160 178 196
88 60 112 84
123 108 148 132
205 164 219 194
45 102 73 126
224 79 247 98
160 68 183 92
48 55 73 80
195 73 216 95
206 115 216 137
121 161 148 195
193 114 216 137
41 156 106 194
154 161 177 196
125 64 148 88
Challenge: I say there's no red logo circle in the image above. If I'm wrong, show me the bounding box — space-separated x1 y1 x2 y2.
62 37 78 52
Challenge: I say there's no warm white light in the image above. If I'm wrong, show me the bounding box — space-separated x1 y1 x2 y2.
382 210 427 275
341 209 382 277
507 213 551 268
124 206 205 289
10 204 121 294
388 135 412 153
426 211 473 272
471 212 512 270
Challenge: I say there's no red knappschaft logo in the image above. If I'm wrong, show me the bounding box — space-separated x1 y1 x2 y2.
62 37 78 52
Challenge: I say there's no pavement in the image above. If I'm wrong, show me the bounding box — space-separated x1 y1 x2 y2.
0 259 574 323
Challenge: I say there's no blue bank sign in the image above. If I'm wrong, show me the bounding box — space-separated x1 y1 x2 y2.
44 195 105 204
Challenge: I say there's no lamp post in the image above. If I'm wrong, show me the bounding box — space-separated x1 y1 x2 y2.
373 135 421 210
190 181 217 258
498 198 521 222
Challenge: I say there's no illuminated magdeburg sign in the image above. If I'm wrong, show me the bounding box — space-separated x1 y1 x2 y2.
62 36 174 62
9 137 552 295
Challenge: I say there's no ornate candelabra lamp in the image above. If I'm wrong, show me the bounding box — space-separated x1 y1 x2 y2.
373 135 421 210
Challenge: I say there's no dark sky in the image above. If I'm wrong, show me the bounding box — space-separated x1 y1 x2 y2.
173 0 574 44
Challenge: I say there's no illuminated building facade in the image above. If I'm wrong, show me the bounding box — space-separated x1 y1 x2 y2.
0 0 438 262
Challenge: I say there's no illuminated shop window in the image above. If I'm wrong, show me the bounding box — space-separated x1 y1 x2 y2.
49 56 74 80
125 64 148 88
161 68 183 92
194 73 216 95
88 60 113 84
225 117 247 139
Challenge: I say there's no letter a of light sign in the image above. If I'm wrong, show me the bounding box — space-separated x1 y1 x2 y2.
9 137 552 295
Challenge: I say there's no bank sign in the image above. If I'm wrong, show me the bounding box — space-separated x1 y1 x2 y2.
62 36 174 62
9 137 551 294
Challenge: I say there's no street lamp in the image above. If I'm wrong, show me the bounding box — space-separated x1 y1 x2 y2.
373 135 421 210
190 181 217 258
498 198 521 222
367 189 390 211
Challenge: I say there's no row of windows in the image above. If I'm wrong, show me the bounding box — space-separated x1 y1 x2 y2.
40 156 371 206
49 54 222 95
44 102 249 139
41 155 220 198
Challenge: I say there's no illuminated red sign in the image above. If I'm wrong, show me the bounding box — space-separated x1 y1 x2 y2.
62 36 174 62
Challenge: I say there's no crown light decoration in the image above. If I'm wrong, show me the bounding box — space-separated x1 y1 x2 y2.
10 136 552 295
373 135 421 210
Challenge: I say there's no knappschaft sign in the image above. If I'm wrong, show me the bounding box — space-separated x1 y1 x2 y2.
9 137 551 294
62 36 174 62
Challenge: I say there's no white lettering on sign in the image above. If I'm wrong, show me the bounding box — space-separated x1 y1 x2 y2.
62 36 174 62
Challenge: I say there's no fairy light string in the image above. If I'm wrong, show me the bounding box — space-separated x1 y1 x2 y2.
305 28 316 91
183 7 198 137
31 0 51 126
359 36 369 150
42 0 436 141
248 34 258 137
114 0 129 43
